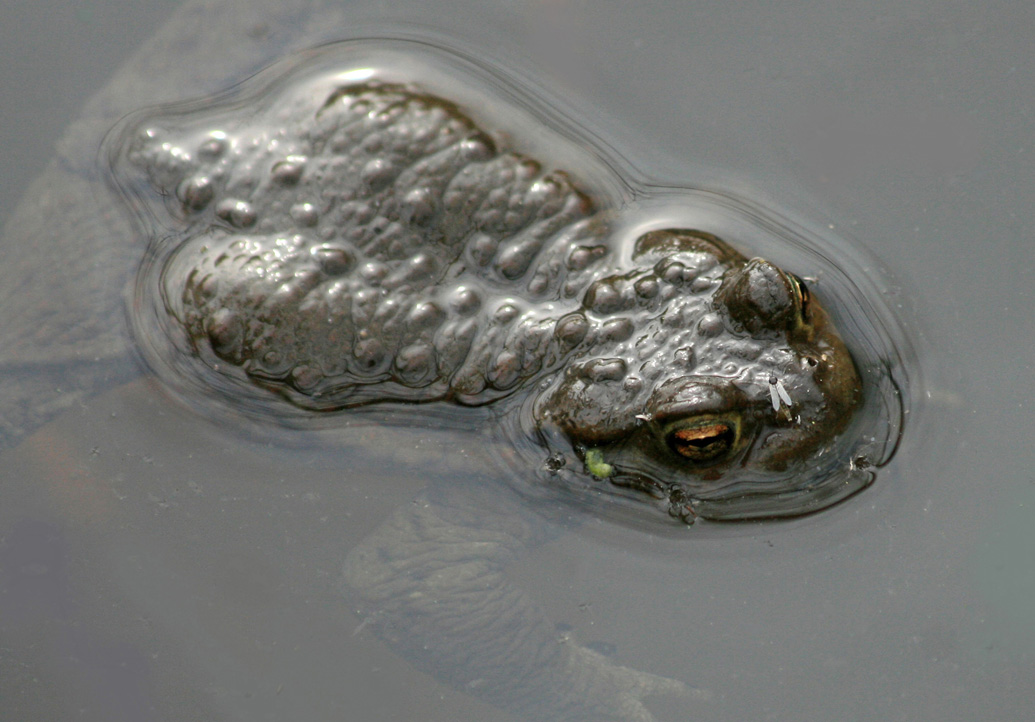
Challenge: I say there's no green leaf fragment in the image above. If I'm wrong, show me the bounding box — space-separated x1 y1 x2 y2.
585 448 613 479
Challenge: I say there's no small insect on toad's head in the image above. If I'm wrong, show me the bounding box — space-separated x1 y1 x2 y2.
533 229 865 521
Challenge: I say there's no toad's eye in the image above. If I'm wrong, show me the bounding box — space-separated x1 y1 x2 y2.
790 274 811 319
664 419 738 464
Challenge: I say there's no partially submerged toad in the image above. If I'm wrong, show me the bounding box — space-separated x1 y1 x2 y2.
120 80 864 522
1 17 912 718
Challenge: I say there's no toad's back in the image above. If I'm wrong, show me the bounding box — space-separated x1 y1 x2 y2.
134 82 614 408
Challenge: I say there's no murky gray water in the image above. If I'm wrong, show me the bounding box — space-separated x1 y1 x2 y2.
2 2 1032 721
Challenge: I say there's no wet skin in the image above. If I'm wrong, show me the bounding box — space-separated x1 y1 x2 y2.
125 81 863 520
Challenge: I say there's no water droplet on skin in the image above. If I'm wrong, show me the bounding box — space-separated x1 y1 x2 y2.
450 287 482 316
361 158 395 189
585 280 622 314
656 258 686 284
311 245 353 276
402 187 436 224
634 276 659 299
491 350 522 389
494 303 519 324
395 343 435 380
698 314 723 337
271 157 306 185
407 302 446 332
216 198 256 228
198 132 227 158
290 202 319 227
360 261 388 283
599 317 633 343
178 176 214 210
205 307 241 356
580 358 627 382
567 245 606 270
554 313 589 350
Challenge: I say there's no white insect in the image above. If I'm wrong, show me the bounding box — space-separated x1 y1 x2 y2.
768 374 793 411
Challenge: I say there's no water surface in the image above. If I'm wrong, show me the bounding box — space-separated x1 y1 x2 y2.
2 2 1033 721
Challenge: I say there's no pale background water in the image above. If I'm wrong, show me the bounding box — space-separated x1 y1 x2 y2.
1 1 1033 721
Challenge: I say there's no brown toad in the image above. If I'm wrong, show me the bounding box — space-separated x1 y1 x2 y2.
121 80 864 522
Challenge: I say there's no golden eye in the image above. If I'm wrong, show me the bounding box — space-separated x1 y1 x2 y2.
665 419 737 464
790 274 811 319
